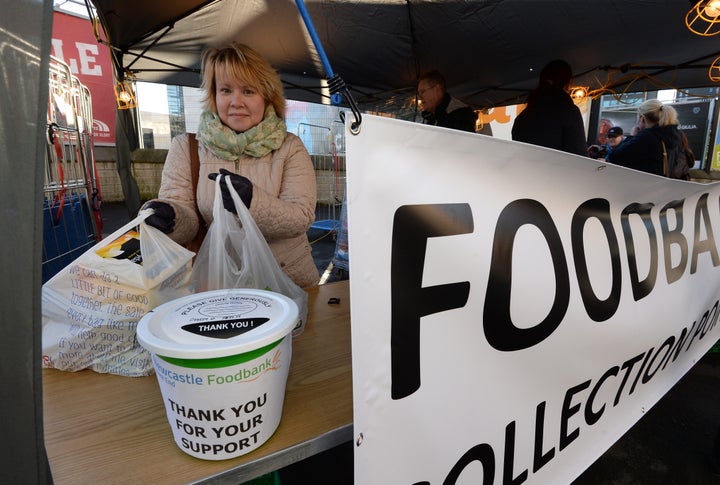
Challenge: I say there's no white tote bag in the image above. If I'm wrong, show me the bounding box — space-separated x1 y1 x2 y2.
42 209 195 376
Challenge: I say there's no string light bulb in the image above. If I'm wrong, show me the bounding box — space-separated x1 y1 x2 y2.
686 0 720 36
710 56 720 82
569 86 588 105
704 0 720 17
113 80 137 109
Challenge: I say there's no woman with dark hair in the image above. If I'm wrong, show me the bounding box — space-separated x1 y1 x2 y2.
511 59 588 156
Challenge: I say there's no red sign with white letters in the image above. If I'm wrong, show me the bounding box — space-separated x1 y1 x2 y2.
51 11 116 144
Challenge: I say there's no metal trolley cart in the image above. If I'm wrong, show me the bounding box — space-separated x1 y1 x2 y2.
42 56 102 283
298 120 346 233
297 119 349 280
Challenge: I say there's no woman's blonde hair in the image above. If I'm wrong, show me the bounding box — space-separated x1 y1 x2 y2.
200 42 286 119
638 99 678 127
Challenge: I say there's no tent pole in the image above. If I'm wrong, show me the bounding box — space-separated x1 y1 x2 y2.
294 0 362 133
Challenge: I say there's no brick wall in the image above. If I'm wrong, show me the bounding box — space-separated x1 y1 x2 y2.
95 147 168 202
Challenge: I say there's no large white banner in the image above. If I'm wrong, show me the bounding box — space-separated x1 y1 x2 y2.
347 115 720 484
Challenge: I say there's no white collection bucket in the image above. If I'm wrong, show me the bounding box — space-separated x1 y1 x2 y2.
137 288 298 460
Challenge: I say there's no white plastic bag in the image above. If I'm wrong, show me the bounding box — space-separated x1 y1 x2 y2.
41 209 195 376
191 176 309 336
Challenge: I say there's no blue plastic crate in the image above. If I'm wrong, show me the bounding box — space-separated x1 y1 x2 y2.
42 193 96 283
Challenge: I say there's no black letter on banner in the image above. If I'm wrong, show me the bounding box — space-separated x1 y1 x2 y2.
691 193 720 274
533 401 555 472
503 421 528 485
621 203 658 301
641 337 675 384
443 444 495 485
484 199 569 351
560 380 590 451
686 307 712 350
708 301 720 334
390 204 473 400
614 353 645 405
659 199 688 284
585 366 619 425
572 198 621 321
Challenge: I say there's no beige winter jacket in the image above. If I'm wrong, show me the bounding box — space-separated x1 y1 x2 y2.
149 132 319 288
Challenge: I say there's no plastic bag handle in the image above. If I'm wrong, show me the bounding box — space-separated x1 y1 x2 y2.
211 175 252 229
225 173 250 221
212 175 226 222
221 174 254 224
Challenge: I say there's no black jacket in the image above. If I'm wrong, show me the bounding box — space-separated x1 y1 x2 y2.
422 93 477 133
511 86 587 156
606 124 681 176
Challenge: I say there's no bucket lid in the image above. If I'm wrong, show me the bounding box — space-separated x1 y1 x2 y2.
137 288 299 360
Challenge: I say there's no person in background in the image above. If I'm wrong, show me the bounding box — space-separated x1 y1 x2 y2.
597 118 613 145
605 126 628 156
587 143 608 160
588 126 628 160
417 70 493 135
142 42 319 288
511 59 587 156
606 99 682 177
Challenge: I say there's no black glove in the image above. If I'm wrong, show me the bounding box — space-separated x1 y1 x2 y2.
143 201 175 234
208 168 253 213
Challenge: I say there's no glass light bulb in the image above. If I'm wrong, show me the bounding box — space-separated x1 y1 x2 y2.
704 0 720 18
571 87 586 99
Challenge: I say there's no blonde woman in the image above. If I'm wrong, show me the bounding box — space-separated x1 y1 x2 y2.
606 99 685 178
143 42 319 288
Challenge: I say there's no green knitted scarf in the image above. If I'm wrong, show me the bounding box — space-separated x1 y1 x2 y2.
196 105 287 160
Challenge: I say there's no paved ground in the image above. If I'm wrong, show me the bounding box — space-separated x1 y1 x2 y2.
101 202 720 484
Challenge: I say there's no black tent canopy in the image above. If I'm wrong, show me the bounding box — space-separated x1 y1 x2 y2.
89 0 720 110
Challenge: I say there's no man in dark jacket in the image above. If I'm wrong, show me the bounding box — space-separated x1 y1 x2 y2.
417 70 493 135
588 126 630 160
511 59 588 156
606 126 628 152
